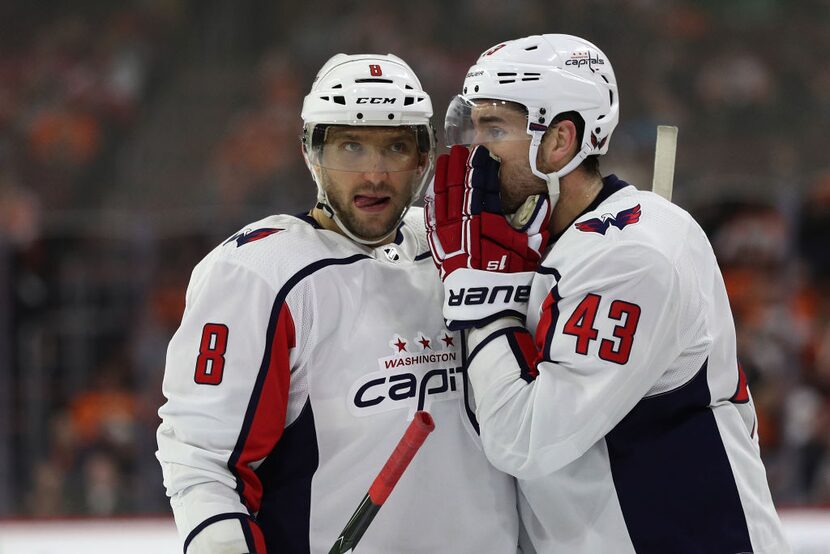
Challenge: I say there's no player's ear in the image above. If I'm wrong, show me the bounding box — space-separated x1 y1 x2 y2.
538 120 579 172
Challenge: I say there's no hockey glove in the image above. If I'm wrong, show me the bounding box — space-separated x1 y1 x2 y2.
424 145 550 329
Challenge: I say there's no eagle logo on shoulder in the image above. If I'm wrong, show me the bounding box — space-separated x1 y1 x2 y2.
575 204 641 235
224 227 283 247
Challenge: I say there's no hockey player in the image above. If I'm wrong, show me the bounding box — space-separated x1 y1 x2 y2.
156 53 519 553
425 34 791 553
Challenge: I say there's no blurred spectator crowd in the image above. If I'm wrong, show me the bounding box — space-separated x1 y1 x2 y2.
1 0 830 516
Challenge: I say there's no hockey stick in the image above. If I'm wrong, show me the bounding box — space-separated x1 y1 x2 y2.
329 411 435 554
652 125 678 201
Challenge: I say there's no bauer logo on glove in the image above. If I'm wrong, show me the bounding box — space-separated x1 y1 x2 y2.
447 283 531 307
424 145 551 329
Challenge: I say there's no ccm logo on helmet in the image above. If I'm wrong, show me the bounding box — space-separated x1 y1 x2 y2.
356 97 396 104
447 285 530 306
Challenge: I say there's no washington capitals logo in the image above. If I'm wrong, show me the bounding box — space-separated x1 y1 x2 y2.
575 204 641 235
224 227 283 247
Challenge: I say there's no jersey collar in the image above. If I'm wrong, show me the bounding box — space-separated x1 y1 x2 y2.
295 211 413 258
550 174 632 244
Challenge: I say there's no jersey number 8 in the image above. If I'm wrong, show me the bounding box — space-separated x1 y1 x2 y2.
194 323 229 385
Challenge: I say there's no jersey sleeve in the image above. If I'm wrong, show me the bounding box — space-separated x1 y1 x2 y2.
466 241 686 480
156 257 295 553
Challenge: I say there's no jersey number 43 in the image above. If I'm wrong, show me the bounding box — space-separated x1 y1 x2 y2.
562 294 641 365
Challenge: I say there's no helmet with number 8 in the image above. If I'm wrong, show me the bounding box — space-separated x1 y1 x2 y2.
301 53 436 244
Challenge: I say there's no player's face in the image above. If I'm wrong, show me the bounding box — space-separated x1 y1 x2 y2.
319 127 424 242
470 103 547 213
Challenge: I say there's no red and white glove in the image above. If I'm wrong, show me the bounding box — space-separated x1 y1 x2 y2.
424 145 550 330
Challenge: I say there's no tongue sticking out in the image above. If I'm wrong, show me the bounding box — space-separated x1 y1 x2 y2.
354 195 390 209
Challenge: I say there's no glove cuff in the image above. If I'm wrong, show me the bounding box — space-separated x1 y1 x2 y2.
443 269 535 330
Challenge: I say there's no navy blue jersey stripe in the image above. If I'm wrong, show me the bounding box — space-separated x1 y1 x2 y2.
240 518 257 552
459 330 480 435
542 284 561 362
256 400 318 553
537 266 560 278
183 512 254 553
291 212 323 228
292 212 418 254
550 175 632 245
583 174 629 214
504 330 537 383
227 254 370 512
414 251 433 261
449 309 527 331
605 360 753 553
534 267 560 362
467 325 526 363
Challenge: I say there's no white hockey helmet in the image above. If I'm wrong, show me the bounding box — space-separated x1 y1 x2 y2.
301 53 436 244
446 34 618 204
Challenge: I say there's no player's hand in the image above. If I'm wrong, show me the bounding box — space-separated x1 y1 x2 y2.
424 145 550 329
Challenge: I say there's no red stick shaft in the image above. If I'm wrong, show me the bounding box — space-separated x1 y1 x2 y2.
368 411 435 505
329 411 436 554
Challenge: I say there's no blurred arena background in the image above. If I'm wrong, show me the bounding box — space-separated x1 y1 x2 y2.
1 0 830 551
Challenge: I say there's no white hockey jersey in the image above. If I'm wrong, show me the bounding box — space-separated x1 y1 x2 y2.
157 208 519 553
466 176 791 553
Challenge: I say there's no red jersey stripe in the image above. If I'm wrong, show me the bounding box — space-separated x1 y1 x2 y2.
235 303 295 512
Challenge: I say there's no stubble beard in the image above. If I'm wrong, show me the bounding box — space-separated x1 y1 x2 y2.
498 162 548 214
325 182 409 242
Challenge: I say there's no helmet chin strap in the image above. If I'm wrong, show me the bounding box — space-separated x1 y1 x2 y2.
322 198 410 246
312 169 409 247
527 130 591 207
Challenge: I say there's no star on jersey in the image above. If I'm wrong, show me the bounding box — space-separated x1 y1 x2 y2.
389 334 454 353
393 337 407 352
224 227 283 247
575 204 641 235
